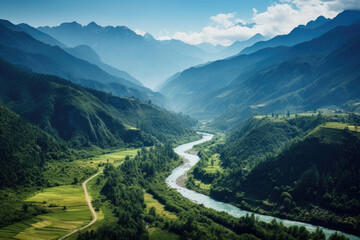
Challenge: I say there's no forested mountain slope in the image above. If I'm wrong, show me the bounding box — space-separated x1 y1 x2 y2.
0 59 196 148
0 104 69 187
212 126 360 235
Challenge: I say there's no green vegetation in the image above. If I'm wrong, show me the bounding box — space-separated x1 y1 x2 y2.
0 59 201 239
188 114 360 236
0 185 91 239
0 103 69 188
0 147 140 239
148 228 179 240
212 126 360 235
144 192 177 220
220 115 326 170
76 142 343 240
186 135 225 194
0 59 197 149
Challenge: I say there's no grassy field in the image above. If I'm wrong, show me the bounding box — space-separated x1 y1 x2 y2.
84 148 139 167
0 148 140 240
144 192 177 220
148 227 179 240
0 185 90 240
322 122 360 132
203 153 222 173
194 180 212 190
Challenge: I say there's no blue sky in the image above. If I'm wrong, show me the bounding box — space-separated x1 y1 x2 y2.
0 0 358 45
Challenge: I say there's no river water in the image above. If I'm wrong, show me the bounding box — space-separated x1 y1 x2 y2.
165 132 359 240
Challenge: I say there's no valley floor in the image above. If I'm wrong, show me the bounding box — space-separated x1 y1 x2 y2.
0 148 140 240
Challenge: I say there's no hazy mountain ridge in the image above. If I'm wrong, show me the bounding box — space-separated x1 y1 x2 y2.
210 25 360 129
218 33 266 58
0 19 66 48
0 18 144 86
64 44 143 86
38 21 206 88
0 21 167 107
241 10 360 54
160 10 360 127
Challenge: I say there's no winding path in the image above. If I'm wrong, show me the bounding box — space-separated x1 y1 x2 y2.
58 171 102 240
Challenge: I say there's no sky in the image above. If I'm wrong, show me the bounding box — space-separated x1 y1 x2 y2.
0 0 359 46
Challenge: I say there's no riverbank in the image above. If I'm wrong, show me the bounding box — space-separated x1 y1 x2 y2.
166 133 360 240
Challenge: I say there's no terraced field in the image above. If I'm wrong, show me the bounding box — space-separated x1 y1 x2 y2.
0 148 140 240
0 185 90 240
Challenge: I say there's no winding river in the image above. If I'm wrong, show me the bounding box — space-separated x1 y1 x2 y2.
165 133 360 240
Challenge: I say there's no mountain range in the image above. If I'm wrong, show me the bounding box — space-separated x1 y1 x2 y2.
159 10 360 128
38 22 207 88
0 19 168 107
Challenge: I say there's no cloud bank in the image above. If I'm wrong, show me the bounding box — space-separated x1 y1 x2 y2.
157 0 360 46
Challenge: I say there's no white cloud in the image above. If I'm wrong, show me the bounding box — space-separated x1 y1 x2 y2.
157 0 359 46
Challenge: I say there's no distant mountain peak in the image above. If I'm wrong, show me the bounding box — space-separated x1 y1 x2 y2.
297 15 330 29
114 25 130 30
144 32 156 41
249 33 264 40
87 21 100 28
59 21 82 29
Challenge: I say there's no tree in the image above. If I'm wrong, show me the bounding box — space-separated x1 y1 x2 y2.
23 203 29 213
312 227 326 240
149 207 156 217
328 232 348 240
287 110 290 118
73 177 79 184
283 197 292 210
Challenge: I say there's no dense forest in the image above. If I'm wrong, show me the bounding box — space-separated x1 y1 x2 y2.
188 115 360 236
0 103 69 187
0 59 197 149
77 142 348 240
220 116 326 169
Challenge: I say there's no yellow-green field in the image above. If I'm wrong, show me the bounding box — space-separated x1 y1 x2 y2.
144 192 177 220
321 122 360 132
0 185 90 240
203 153 223 173
85 148 139 167
148 227 179 240
194 180 212 190
0 148 140 240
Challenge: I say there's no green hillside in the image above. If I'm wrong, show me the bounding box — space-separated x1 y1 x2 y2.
220 116 325 169
0 104 68 187
210 123 360 235
0 59 196 148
